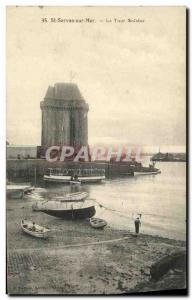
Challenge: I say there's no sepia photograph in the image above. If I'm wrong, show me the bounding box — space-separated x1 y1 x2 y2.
6 6 187 295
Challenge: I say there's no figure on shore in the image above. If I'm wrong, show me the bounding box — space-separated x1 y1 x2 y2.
134 217 141 235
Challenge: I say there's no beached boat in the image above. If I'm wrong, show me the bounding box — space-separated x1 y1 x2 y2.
32 192 88 211
21 219 51 239
90 218 107 229
33 200 96 219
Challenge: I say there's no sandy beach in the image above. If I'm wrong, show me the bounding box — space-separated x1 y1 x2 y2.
7 196 186 295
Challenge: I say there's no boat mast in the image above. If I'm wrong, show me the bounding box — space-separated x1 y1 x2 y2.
34 167 37 187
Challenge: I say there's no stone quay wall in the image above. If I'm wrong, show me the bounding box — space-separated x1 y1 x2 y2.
6 159 134 181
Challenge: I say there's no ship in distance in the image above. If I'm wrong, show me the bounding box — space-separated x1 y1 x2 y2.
151 151 186 162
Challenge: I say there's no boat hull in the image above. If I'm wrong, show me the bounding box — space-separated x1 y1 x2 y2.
44 175 70 183
79 176 105 183
44 175 105 183
90 218 107 229
134 170 161 175
70 181 81 185
21 220 50 238
22 227 50 238
40 205 96 219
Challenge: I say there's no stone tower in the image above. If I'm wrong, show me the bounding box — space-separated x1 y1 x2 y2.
40 83 89 147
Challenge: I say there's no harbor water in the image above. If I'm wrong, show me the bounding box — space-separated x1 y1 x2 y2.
27 161 186 241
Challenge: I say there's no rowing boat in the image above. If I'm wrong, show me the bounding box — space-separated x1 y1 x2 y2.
21 219 51 239
90 217 107 229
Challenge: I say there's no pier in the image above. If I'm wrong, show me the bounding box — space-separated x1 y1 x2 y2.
6 185 34 199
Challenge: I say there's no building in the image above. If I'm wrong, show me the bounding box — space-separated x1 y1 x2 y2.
40 83 89 147
6 145 37 159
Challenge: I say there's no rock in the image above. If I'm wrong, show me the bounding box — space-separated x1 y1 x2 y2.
141 268 150 276
174 268 183 274
150 250 186 281
29 265 36 271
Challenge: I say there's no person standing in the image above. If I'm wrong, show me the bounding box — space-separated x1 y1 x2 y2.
134 217 141 234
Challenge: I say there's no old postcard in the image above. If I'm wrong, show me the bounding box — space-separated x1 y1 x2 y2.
6 6 187 295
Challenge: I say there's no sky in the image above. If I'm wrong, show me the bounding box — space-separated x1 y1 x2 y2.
6 6 186 152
